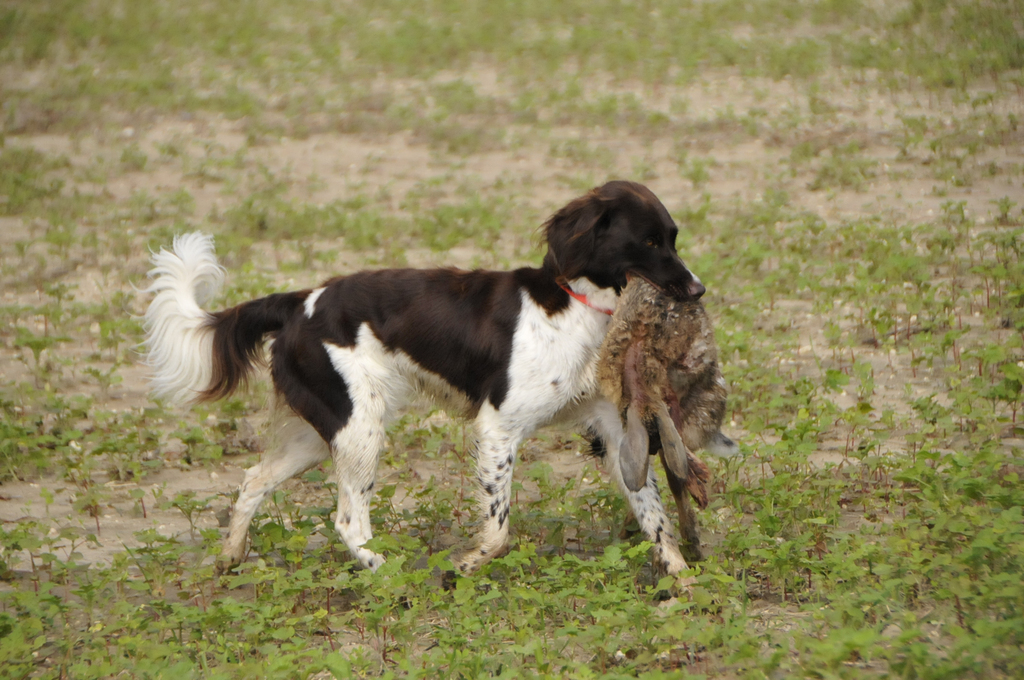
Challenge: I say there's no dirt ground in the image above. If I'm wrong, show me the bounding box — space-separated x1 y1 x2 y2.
2 66 1022 569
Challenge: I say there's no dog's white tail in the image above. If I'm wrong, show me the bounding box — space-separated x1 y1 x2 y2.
143 232 224 405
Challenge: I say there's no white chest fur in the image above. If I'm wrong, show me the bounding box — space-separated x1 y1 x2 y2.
500 286 614 428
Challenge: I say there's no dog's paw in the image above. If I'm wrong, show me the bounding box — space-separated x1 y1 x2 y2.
452 542 509 575
452 552 484 575
673 573 697 594
653 546 688 578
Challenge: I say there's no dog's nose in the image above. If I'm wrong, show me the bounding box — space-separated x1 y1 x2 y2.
688 277 706 299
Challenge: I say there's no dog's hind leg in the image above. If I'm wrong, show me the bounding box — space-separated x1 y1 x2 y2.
220 412 330 571
317 327 402 571
330 414 388 572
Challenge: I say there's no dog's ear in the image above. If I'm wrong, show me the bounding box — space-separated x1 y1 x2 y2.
620 402 651 492
542 188 609 281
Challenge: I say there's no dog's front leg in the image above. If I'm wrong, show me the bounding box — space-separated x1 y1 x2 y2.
619 459 691 578
453 406 523 574
583 400 691 579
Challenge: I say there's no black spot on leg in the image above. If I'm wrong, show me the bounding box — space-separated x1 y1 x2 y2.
343 514 351 525
362 481 375 494
490 499 500 517
484 483 496 495
497 506 509 529
480 549 487 556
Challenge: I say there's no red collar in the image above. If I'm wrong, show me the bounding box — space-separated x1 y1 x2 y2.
558 283 614 316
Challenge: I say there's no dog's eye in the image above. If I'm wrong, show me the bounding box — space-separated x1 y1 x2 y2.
645 237 658 248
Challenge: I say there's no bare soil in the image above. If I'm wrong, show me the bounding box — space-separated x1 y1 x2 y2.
2 65 1022 570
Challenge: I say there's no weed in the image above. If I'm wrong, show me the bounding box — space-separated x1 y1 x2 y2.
549 138 615 169
808 142 877 191
2 0 1024 676
119 143 148 172
171 425 223 465
677 152 712 188
991 196 1020 226
160 490 215 539
0 146 68 215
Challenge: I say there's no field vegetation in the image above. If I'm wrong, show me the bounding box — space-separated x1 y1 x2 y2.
1 0 1023 677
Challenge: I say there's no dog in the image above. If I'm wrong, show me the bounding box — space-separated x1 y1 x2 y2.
595 277 737 562
144 180 707 577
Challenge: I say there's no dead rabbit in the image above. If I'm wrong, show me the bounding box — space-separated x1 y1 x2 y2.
597 277 737 562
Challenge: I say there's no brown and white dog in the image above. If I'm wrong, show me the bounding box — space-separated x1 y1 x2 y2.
144 181 706 576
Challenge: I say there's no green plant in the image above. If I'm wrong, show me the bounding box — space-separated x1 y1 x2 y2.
0 146 68 215
171 425 223 465
992 196 1019 225
808 142 877 191
161 490 215 538
119 143 148 172
2 1 1023 676
13 326 70 386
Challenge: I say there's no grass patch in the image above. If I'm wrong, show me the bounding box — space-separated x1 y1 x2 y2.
2 0 1024 677
2 0 1018 135
0 145 68 215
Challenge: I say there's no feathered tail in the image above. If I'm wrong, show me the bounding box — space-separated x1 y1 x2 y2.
143 232 309 405
143 232 225 405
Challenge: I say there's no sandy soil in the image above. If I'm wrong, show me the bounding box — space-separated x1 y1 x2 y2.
2 66 1022 571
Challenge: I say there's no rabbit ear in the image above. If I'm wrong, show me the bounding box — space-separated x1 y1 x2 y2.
655 401 689 481
619 402 651 492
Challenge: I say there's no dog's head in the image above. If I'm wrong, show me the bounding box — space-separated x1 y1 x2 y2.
543 181 704 301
